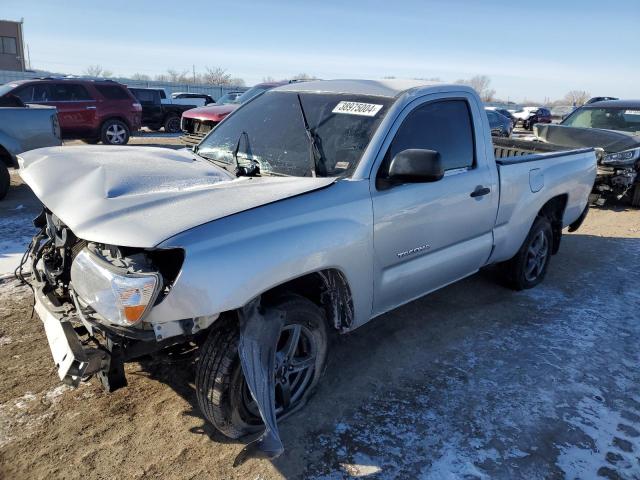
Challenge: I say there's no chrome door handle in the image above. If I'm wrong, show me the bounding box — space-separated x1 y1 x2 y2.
470 186 491 197
86 106 97 110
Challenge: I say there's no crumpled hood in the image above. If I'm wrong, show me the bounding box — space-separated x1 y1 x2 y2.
19 146 335 247
535 124 640 153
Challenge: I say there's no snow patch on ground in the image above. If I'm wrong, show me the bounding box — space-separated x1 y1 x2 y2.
0 209 35 278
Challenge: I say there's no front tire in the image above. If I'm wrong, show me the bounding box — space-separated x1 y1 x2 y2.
503 216 553 290
195 295 328 439
0 163 10 201
101 119 130 145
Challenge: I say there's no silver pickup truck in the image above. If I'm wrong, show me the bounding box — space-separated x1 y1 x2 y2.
18 80 596 463
0 104 61 199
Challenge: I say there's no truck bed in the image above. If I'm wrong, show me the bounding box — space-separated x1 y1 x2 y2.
488 138 597 266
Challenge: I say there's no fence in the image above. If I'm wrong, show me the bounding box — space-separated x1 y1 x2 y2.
0 69 247 100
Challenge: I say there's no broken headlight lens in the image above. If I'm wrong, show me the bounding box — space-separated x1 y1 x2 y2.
602 148 640 166
70 248 160 326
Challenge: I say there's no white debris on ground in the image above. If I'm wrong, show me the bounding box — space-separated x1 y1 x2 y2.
0 203 35 278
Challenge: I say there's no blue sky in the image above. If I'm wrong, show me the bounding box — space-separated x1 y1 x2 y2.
2 0 638 101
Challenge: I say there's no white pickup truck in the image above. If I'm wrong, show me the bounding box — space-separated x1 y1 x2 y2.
18 80 596 464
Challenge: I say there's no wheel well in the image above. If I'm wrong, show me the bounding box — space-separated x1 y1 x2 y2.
538 194 568 254
261 269 354 332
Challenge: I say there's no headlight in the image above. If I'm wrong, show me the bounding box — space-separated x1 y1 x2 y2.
71 248 161 326
602 148 640 166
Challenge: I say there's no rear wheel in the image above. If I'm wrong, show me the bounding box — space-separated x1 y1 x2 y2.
503 216 553 290
0 163 10 201
163 115 181 133
101 119 130 145
631 183 640 208
195 295 328 438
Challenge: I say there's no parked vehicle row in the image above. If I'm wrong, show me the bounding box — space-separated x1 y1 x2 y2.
0 77 142 145
17 79 596 463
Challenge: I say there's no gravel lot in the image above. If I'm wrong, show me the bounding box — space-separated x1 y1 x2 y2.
1 137 639 479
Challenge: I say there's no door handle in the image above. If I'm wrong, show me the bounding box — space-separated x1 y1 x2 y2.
86 106 97 110
470 186 491 197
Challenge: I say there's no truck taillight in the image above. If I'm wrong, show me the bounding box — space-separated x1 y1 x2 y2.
132 102 142 112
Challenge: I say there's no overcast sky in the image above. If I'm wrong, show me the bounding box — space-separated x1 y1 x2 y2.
3 0 638 101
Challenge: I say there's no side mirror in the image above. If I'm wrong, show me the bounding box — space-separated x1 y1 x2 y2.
388 149 444 183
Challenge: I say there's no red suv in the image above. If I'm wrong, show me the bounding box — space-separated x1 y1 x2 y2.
0 78 142 145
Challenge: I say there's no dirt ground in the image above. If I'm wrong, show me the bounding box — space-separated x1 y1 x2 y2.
1 138 640 479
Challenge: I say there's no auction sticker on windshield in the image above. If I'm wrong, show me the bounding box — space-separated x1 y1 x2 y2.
333 101 383 117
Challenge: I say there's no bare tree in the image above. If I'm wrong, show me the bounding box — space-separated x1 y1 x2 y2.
563 90 591 106
201 66 232 85
229 77 246 87
166 69 190 83
456 75 496 102
130 73 151 81
84 65 113 78
262 76 277 82
291 73 317 81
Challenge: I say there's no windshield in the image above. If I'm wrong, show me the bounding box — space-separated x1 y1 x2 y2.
562 107 640 133
217 92 240 104
197 91 391 177
0 83 20 97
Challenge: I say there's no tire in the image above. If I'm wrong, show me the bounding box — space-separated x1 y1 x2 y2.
100 119 130 145
503 216 553 290
81 138 100 144
163 115 181 133
631 183 640 208
195 295 329 439
0 163 10 201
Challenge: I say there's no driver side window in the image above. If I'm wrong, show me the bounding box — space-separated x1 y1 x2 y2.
379 100 475 179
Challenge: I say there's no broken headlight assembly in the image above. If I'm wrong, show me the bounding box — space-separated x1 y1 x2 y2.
70 248 161 326
601 148 640 167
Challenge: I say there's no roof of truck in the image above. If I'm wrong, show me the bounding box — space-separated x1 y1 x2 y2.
274 79 445 98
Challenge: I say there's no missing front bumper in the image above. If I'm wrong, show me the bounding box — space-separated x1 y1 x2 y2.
34 290 107 386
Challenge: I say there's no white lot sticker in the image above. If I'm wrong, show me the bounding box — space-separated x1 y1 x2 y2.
624 110 640 115
335 161 350 169
333 101 383 117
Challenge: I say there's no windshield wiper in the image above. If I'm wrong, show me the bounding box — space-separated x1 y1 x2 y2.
233 131 260 177
296 94 324 177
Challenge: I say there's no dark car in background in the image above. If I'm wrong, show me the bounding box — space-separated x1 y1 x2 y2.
180 81 291 146
129 87 197 133
535 99 640 206
0 78 142 145
485 108 512 137
522 107 552 130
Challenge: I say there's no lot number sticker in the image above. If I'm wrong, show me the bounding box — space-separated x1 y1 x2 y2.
333 101 383 117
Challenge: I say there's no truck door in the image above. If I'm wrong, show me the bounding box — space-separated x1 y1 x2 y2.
370 95 498 315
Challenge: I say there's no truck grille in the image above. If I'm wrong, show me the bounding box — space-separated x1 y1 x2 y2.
180 118 218 146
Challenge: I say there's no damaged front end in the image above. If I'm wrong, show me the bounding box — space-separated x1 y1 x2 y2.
22 208 187 390
592 148 640 206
